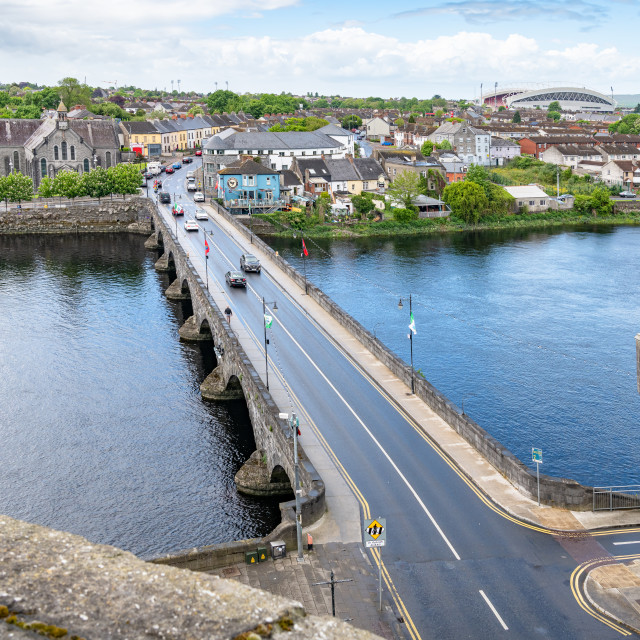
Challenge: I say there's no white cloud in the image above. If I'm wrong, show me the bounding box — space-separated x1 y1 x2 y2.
2 14 640 97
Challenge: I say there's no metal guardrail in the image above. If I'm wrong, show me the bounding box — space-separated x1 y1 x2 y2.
593 485 640 511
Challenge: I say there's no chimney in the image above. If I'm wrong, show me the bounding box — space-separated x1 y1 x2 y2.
347 154 354 165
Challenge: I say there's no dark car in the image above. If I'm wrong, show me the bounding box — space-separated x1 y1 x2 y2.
225 270 247 288
159 192 171 203
143 171 152 179
165 166 174 174
240 253 261 273
160 165 167 173
183 157 193 164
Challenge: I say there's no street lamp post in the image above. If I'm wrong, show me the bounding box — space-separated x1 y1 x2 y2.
289 412 303 561
398 295 415 394
262 297 278 389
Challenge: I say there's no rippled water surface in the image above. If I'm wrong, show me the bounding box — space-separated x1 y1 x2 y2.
0 234 281 558
268 225 640 487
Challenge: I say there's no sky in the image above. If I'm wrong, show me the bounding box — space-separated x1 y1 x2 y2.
2 0 640 100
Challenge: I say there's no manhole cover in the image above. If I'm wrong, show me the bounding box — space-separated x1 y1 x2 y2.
222 566 241 578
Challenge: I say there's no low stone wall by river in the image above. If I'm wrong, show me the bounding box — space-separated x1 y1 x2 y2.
212 201 595 510
0 197 154 235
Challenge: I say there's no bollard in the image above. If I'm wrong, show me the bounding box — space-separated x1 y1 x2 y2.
307 533 313 551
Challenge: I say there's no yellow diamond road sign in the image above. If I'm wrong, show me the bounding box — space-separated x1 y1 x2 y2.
364 518 386 548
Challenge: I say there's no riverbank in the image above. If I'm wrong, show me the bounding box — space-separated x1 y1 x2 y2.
257 208 640 238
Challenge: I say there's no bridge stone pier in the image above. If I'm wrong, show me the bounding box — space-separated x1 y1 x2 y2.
145 208 325 539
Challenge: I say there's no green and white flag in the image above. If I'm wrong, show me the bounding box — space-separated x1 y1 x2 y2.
264 314 273 329
408 312 416 334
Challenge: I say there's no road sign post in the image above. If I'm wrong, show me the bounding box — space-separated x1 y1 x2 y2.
532 448 543 506
364 517 386 611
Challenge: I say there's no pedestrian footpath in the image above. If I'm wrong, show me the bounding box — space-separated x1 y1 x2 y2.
207 539 405 640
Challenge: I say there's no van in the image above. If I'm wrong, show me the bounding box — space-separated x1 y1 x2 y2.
148 162 162 175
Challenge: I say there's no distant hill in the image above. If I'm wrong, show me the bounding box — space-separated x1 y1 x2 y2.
614 94 640 108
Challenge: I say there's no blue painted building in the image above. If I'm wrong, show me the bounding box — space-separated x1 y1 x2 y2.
217 159 281 213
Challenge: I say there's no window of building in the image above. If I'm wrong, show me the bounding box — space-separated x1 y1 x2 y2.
279 152 284 157
301 151 306 155
363 181 369 189
4 157 9 175
70 145 75 160
84 158 89 172
266 177 271 185
54 146 59 160
248 176 255 186
13 151 19 172
105 151 111 168
540 200 546 205
529 200 535 206
41 158 47 178
61 141 68 160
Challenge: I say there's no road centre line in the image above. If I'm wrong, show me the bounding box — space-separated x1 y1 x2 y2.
613 540 640 545
479 590 509 631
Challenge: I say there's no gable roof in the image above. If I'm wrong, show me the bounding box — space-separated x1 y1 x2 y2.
354 157 385 180
324 158 360 181
503 185 548 199
218 158 278 175
204 130 343 152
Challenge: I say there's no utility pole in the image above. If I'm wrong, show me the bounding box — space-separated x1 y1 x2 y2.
291 412 303 561
312 571 353 617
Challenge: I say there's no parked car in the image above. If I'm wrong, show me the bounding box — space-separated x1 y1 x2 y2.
159 192 171 204
173 162 182 169
240 253 261 273
143 171 152 179
195 209 208 220
187 181 197 192
160 165 167 173
172 203 184 216
619 190 636 198
165 166 175 174
225 270 247 288
194 191 205 202
195 150 202 156
183 157 193 164
184 219 199 232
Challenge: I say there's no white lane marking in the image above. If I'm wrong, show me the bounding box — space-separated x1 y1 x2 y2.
270 303 461 561
479 590 509 631
613 540 640 545
191 211 461 561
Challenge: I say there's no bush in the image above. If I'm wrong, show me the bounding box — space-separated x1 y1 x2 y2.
392 207 418 223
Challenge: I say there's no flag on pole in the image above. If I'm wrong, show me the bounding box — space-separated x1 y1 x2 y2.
264 314 273 329
408 312 416 334
302 238 308 257
204 236 210 256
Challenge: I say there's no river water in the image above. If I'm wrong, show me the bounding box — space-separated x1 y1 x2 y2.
268 224 640 488
0 234 282 559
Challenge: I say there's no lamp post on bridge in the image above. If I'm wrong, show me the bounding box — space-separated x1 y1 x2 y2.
262 297 278 389
398 295 416 394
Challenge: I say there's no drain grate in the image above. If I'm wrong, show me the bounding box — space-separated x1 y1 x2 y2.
222 566 242 578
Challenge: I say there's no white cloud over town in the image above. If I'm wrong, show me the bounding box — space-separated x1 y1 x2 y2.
1 0 638 97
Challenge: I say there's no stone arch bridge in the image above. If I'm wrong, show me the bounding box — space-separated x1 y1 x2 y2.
144 208 325 537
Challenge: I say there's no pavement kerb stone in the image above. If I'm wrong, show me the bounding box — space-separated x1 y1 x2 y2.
584 573 640 636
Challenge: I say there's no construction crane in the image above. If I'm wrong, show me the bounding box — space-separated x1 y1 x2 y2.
103 80 118 90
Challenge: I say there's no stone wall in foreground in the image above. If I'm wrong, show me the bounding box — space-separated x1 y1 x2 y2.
0 515 381 640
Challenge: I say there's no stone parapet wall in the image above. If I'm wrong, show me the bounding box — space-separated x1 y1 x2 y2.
0 198 154 235
0 514 381 640
212 202 594 510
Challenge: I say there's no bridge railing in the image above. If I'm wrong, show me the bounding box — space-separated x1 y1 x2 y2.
2 195 140 211
593 486 640 511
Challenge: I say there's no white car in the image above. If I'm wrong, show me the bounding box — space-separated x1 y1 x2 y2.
184 219 199 232
195 209 208 220
194 191 205 202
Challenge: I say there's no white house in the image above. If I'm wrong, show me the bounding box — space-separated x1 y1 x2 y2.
503 185 549 213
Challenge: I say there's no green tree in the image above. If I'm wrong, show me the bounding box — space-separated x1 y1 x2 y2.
634 104 640 114
13 105 41 119
38 87 61 110
547 101 561 112
394 118 405 126
387 170 421 208
548 110 561 122
314 98 329 108
408 114 416 124
590 186 613 216
1 171 34 202
421 140 434 156
0 91 10 108
188 105 204 115
498 106 506 112
442 180 488 223
341 114 362 130
351 193 375 217
437 140 452 150
107 163 142 195
512 110 521 123
53 169 85 200
82 167 111 199
393 207 418 223
56 77 92 108
206 89 240 114
37 176 56 198
435 109 444 118
609 113 640 135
